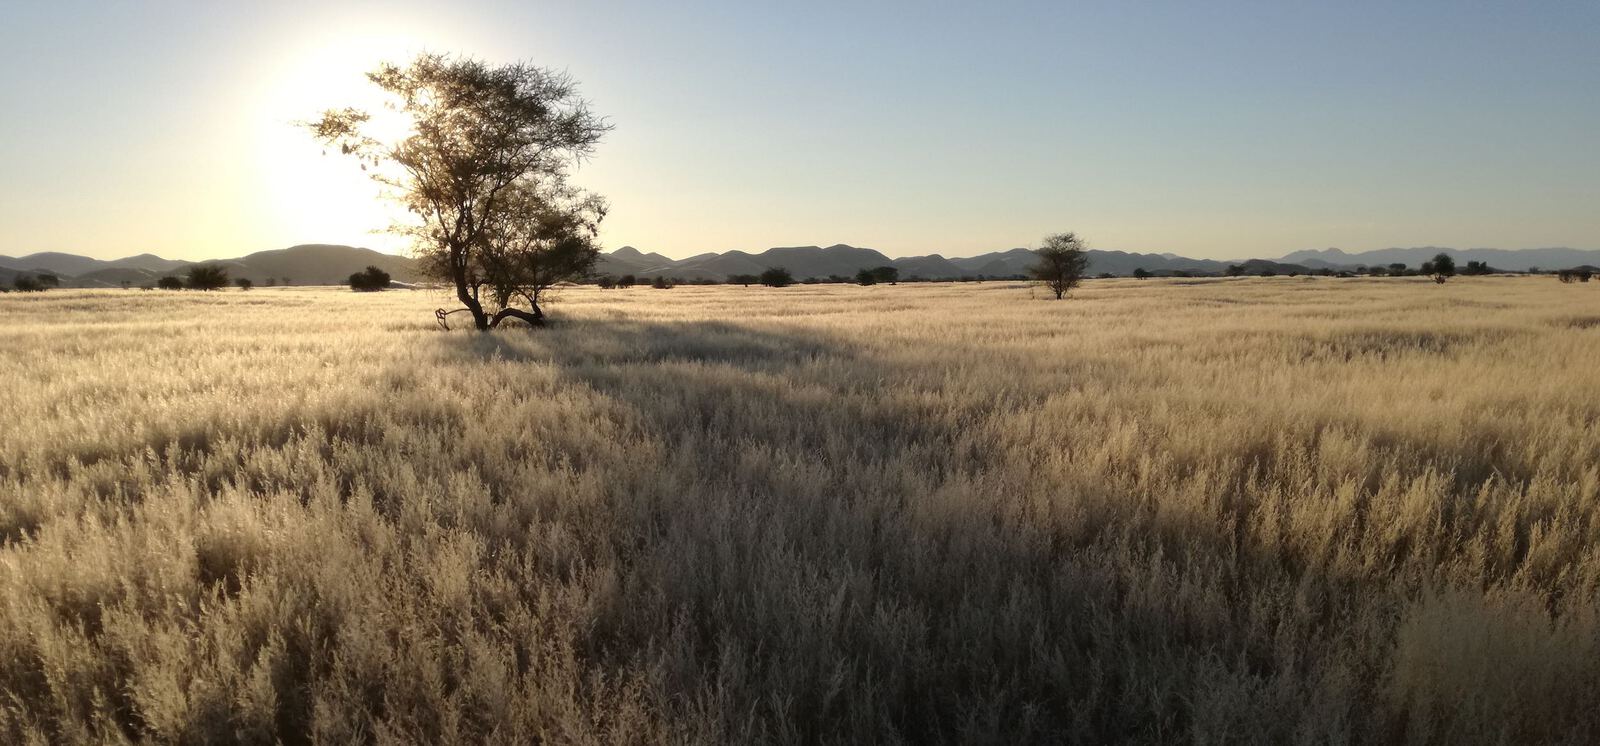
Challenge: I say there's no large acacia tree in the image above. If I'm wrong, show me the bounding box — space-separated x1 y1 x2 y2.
307 54 610 329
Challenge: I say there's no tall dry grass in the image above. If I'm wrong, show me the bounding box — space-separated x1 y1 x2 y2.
1 277 1597 743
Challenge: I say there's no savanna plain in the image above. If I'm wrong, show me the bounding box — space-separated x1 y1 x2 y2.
2 277 1598 744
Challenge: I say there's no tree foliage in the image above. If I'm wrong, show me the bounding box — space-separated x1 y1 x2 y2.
307 53 610 329
349 266 392 292
186 265 229 291
760 267 795 288
1031 232 1090 299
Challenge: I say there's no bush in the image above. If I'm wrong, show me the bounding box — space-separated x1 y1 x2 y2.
596 275 617 289
651 276 674 289
1133 268 1152 279
12 275 47 292
157 276 185 290
728 274 759 287
348 265 392 292
235 278 254 291
618 274 636 288
186 264 229 291
760 267 794 288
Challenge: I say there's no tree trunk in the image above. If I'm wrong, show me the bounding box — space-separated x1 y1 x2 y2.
488 305 544 328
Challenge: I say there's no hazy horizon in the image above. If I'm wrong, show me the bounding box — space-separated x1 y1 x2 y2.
3 1 1597 262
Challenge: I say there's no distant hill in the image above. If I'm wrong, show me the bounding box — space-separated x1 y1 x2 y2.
0 245 422 287
1278 247 1600 272
8 243 1597 289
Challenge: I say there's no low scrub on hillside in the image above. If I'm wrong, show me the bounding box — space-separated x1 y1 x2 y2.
1 278 1597 743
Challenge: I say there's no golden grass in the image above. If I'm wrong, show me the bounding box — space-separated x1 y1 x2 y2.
1 277 1598 743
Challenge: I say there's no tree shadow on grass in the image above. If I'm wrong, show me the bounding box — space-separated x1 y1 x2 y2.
430 319 1490 743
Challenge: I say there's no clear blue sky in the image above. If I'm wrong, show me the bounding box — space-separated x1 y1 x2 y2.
2 0 1596 260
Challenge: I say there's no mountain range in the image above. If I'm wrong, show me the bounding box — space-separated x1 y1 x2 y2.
4 244 1596 288
0 245 421 288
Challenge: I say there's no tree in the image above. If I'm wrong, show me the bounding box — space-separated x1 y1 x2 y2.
1133 268 1153 279
650 276 674 289
36 274 60 289
1427 252 1456 283
728 274 759 287
1226 264 1245 277
855 268 877 286
760 267 794 287
869 266 899 285
13 275 46 292
307 53 610 330
1388 263 1407 275
472 183 602 325
1030 233 1090 299
186 264 229 290
618 274 636 289
1463 260 1491 275
157 276 185 290
596 275 617 289
235 277 254 291
349 265 392 292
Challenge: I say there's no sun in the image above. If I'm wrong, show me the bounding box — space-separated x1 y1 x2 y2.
249 31 430 254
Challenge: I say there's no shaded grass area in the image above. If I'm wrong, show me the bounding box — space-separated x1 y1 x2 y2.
1 278 1599 743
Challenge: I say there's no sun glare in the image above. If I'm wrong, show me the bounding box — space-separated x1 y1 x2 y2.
251 32 427 254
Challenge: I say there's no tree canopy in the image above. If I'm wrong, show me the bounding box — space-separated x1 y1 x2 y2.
307 53 610 329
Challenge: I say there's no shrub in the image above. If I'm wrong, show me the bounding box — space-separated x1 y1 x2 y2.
760 267 794 287
1133 268 1152 279
186 264 229 291
235 278 254 291
651 276 674 289
596 275 617 289
348 265 392 292
728 274 759 287
618 274 636 288
157 276 185 290
12 275 47 292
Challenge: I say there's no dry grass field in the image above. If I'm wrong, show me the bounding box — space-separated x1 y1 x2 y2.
2 277 1598 744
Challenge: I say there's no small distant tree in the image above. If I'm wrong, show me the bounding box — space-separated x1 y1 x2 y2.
760 267 794 287
349 265 392 292
650 276 674 289
263 277 277 287
157 276 185 290
1427 252 1456 283
596 275 617 289
120 280 133 290
36 274 60 289
1030 232 1090 299
870 266 899 285
726 274 758 287
1463 260 1491 275
186 264 229 290
13 275 46 292
1133 267 1152 279
1388 263 1407 275
855 268 877 286
616 274 636 289
281 277 291 286
235 278 254 291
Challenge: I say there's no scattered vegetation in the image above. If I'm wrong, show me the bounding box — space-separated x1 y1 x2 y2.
156 276 185 290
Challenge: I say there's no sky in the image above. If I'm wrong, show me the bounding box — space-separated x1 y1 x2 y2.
1 1 1597 262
